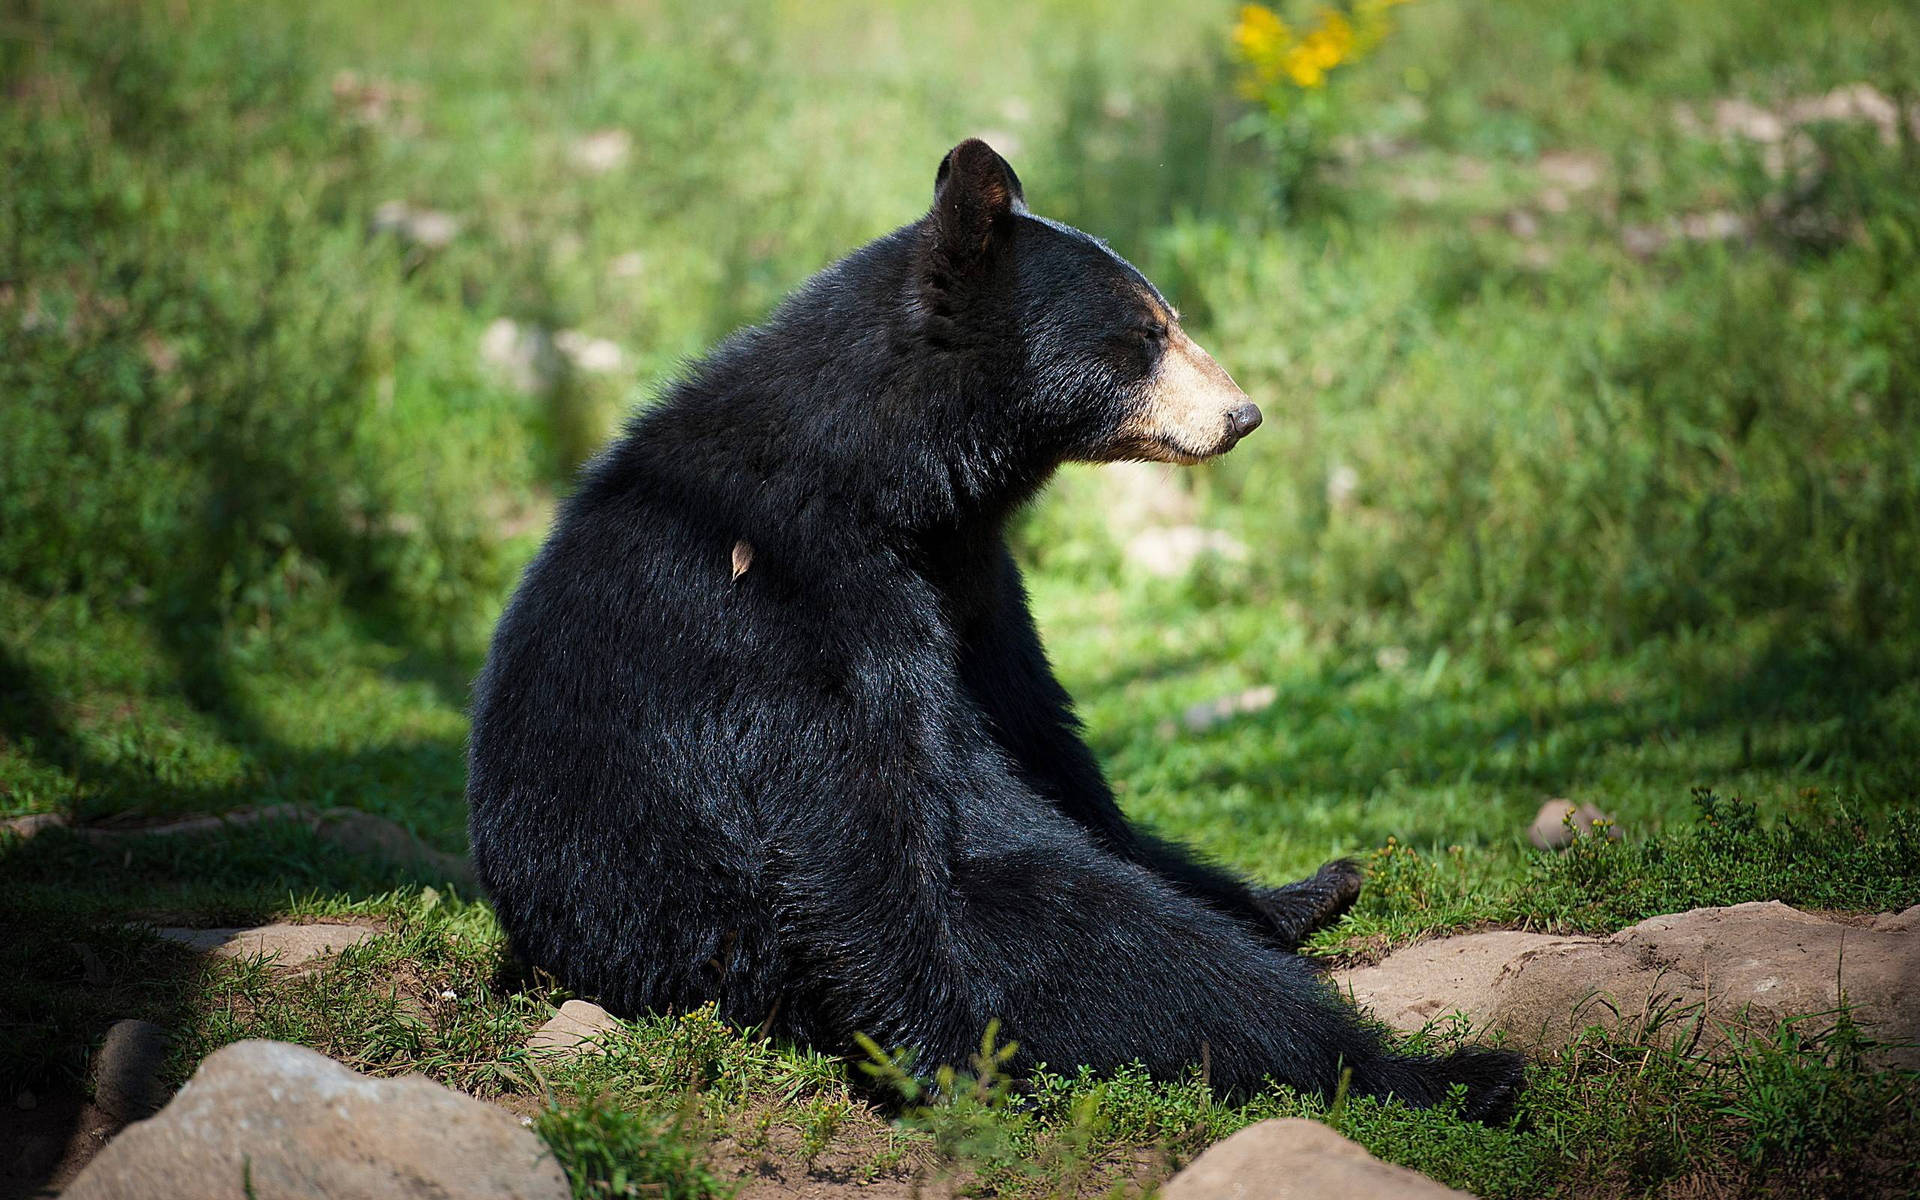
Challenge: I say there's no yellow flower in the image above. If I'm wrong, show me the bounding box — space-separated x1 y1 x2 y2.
1232 3 1293 63
1280 8 1353 88
1230 4 1295 97
1232 1 1412 98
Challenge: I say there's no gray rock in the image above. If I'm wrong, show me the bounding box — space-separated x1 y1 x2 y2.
90 1021 170 1122
62 1040 569 1200
150 923 380 966
1161 1118 1474 1200
529 999 622 1058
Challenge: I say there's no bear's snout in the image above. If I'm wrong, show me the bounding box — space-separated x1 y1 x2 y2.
1104 329 1260 464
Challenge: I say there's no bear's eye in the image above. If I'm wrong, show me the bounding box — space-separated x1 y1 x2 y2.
1099 321 1167 379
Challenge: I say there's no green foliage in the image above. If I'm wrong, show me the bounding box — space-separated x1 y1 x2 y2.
1530 790 1920 927
1329 790 1920 948
537 1091 732 1200
0 0 510 650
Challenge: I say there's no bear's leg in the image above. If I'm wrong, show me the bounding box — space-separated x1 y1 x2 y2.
778 824 1521 1121
946 841 1521 1119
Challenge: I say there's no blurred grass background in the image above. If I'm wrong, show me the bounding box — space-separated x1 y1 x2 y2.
5 0 1915 870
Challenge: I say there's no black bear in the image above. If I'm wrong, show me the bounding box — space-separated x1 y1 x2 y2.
469 140 1522 1119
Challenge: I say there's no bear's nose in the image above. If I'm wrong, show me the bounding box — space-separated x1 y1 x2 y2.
1228 402 1264 439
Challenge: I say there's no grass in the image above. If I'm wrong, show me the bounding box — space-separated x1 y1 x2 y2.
4 0 1920 1196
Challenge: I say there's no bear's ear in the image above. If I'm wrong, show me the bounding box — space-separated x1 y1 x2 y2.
930 139 1025 266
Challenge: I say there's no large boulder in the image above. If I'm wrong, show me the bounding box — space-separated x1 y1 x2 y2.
1161 1118 1473 1200
61 1040 569 1200
1340 902 1920 1065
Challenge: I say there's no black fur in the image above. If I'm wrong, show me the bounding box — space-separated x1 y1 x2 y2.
468 140 1523 1120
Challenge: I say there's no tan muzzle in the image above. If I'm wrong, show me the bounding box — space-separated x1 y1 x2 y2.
1106 330 1262 464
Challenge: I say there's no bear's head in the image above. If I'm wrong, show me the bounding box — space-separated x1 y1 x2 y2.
921 139 1262 469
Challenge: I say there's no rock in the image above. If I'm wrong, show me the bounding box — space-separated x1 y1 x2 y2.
480 317 562 394
1124 526 1249 579
330 71 423 135
312 807 475 886
150 923 380 967
1161 1118 1473 1200
1527 799 1621 850
1536 150 1605 192
1099 460 1198 539
552 329 625 374
2 812 70 840
569 128 632 173
1338 902 1920 1067
1325 462 1360 510
1180 686 1278 734
1339 930 1570 1033
607 250 647 280
529 999 622 1057
62 1040 569 1200
370 200 461 249
68 805 472 883
90 1021 170 1122
1874 905 1920 934
75 805 305 843
480 320 625 393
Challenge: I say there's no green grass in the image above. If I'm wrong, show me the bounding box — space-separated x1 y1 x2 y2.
4 0 1920 1195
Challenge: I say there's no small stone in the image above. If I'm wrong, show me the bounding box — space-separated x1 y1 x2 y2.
1325 462 1360 510
1536 150 1605 192
370 200 461 249
529 999 622 1058
150 923 380 966
568 128 632 173
1123 526 1249 579
1714 97 1786 143
1528 799 1619 850
479 318 562 395
1180 686 1279 734
1621 223 1668 258
1100 461 1198 542
90 1020 170 1122
1677 210 1747 242
61 1040 570 1200
553 329 625 374
1161 1118 1474 1200
312 807 475 886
